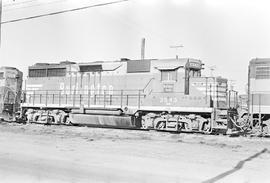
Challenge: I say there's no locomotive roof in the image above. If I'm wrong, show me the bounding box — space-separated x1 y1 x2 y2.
30 61 76 69
0 67 22 73
250 58 270 65
30 58 201 65
29 58 203 70
0 66 19 70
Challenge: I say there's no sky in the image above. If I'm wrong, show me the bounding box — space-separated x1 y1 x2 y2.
0 0 270 94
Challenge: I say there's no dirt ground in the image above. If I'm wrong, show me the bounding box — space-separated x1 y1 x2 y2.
0 122 269 183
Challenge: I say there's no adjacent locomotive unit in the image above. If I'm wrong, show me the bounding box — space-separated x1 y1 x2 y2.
0 67 23 121
248 58 270 133
22 58 232 133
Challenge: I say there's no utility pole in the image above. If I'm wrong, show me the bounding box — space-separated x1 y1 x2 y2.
228 79 236 90
170 45 184 59
207 65 216 77
0 0 2 45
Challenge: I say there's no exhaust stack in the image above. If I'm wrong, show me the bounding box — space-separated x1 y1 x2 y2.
141 38 145 60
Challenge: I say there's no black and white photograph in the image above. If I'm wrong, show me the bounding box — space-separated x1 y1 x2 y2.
0 0 270 182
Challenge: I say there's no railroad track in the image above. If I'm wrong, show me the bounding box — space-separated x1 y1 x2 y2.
1 119 270 138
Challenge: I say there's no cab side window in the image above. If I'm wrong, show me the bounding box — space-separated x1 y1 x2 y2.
0 72 4 79
161 70 177 81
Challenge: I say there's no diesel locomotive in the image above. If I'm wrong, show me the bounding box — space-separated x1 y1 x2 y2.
21 58 237 133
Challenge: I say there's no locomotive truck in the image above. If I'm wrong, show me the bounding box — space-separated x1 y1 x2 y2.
21 58 237 133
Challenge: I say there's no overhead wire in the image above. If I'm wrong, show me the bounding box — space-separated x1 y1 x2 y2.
2 0 169 43
3 0 70 12
1 0 129 24
3 0 37 7
1 0 175 54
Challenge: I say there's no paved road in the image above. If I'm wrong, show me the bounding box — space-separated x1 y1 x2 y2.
0 123 269 183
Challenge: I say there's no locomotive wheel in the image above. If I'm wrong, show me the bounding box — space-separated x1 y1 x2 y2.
141 113 156 129
202 121 211 134
141 117 152 129
237 114 251 131
141 118 148 129
65 117 72 125
34 115 39 122
156 121 166 130
262 124 270 136
252 121 261 134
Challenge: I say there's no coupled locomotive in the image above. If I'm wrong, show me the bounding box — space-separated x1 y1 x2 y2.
247 58 270 134
0 67 23 121
21 58 236 133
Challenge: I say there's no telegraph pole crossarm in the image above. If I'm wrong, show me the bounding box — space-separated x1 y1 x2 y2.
170 45 184 59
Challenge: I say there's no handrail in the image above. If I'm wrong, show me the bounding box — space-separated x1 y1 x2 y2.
22 88 147 109
23 89 144 93
143 78 155 93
